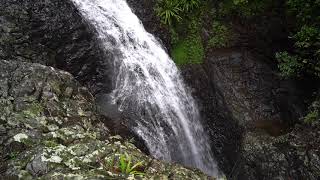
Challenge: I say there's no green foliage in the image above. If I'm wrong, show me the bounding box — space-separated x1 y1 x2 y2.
156 0 182 25
304 110 319 124
276 52 302 77
208 21 231 48
9 152 19 160
294 26 320 49
304 101 320 124
172 20 204 65
102 153 145 177
276 0 320 78
119 153 145 176
286 0 320 25
172 34 204 65
219 0 272 18
180 0 201 11
156 0 201 25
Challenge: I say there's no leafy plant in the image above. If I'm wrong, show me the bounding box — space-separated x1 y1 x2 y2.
276 21 320 78
119 153 145 176
156 0 182 26
180 0 201 11
275 0 320 78
100 153 145 177
276 52 302 77
156 0 202 25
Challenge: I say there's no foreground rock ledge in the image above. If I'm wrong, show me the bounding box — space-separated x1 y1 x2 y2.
0 60 215 179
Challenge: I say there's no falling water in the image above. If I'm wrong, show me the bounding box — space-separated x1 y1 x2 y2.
71 0 219 176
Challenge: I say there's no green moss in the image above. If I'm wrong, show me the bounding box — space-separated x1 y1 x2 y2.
44 140 59 148
304 100 320 124
168 5 207 65
304 110 319 124
9 152 19 160
172 33 204 65
21 138 34 147
22 103 43 118
208 21 232 48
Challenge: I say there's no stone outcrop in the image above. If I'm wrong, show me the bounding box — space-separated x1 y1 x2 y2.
204 49 305 129
0 0 112 94
0 60 214 179
126 1 319 179
237 122 320 180
1 0 319 179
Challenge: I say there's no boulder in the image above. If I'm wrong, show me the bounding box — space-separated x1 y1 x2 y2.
0 59 215 179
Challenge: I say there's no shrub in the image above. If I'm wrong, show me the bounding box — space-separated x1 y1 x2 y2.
275 0 320 78
276 52 302 77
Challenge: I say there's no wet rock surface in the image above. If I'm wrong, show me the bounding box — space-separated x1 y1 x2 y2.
0 0 112 94
181 64 243 175
237 122 320 180
126 0 172 52
205 49 305 128
0 0 319 179
181 49 319 179
125 1 319 179
0 60 214 179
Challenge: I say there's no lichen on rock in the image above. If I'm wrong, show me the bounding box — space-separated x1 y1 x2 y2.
0 60 215 179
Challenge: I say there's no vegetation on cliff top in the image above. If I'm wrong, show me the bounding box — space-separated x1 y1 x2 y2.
156 0 319 79
156 0 320 122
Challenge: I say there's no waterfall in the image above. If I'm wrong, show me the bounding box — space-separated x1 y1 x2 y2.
71 0 219 176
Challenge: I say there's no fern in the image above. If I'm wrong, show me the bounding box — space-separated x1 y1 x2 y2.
118 153 145 176
156 0 182 25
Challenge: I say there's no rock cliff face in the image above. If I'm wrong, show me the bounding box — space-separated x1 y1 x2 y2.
0 0 216 179
0 0 111 94
0 60 213 179
126 0 320 179
1 0 319 179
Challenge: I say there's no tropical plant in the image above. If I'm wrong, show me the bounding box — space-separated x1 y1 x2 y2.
119 153 145 176
156 0 182 26
180 0 201 11
100 153 145 177
156 0 202 25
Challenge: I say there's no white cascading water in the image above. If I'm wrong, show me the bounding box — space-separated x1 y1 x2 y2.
71 0 219 176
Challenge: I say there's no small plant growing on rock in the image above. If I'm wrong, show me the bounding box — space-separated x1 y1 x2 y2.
119 153 145 176
98 153 145 177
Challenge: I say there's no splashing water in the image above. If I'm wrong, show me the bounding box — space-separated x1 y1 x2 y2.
71 0 219 176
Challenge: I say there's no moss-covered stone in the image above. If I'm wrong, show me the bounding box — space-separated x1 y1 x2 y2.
0 60 215 179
